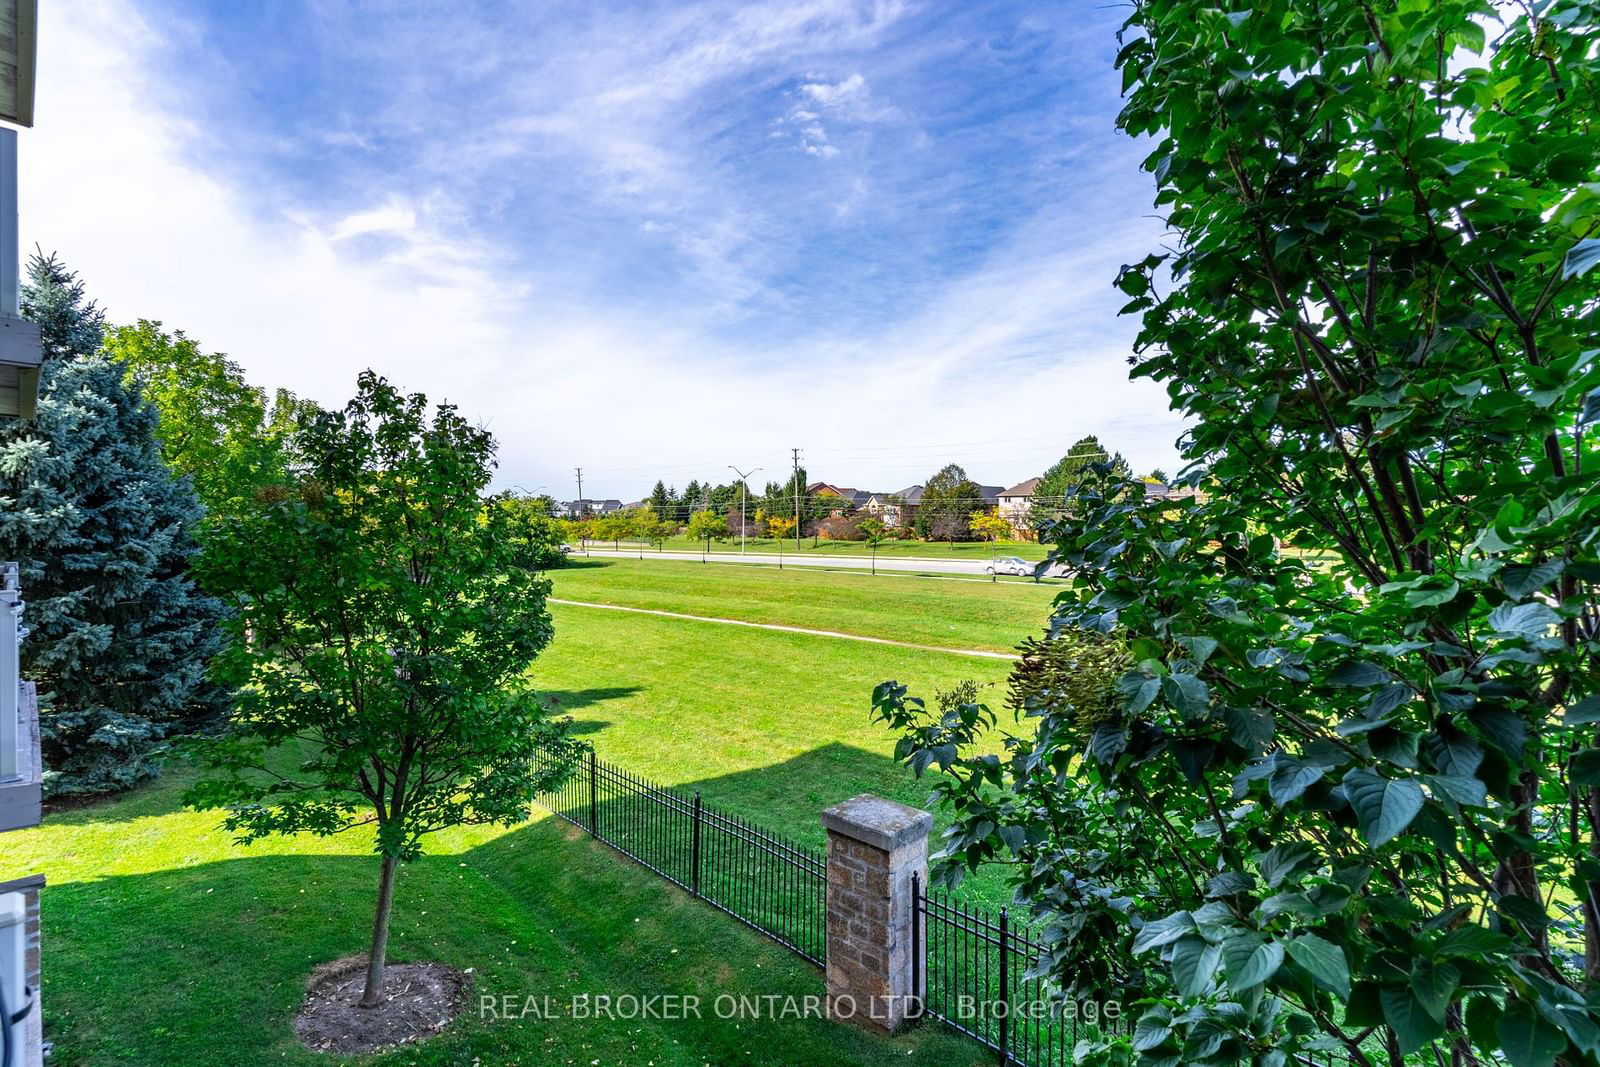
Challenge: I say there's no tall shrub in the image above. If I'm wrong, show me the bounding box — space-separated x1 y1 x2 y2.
186 372 580 1007
877 3 1600 1063
0 254 224 795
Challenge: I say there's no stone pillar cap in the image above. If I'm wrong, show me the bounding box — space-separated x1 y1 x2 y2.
820 794 933 851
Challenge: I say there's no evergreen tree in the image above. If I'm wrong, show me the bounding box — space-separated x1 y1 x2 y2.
1029 435 1131 525
647 479 677 517
0 253 225 795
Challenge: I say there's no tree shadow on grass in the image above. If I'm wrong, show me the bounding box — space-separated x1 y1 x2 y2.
538 686 643 713
553 558 615 571
39 814 982 1067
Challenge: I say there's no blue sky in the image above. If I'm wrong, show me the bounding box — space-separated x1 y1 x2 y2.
23 0 1184 498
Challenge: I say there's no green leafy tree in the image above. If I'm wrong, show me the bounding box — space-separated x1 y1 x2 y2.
592 513 629 549
877 4 1600 1065
707 480 743 517
914 463 985 541
1029 435 1131 527
859 516 889 575
0 253 225 795
497 493 569 570
186 372 580 1009
760 468 823 545
103 321 308 518
969 510 1012 543
687 509 728 561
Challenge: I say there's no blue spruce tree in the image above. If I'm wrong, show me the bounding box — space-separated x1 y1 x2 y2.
0 253 224 795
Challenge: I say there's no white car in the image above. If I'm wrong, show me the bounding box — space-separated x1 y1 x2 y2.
984 555 1034 576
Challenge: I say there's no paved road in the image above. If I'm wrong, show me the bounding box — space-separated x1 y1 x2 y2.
568 546 1063 578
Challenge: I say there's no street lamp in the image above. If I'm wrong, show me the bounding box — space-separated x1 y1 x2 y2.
728 465 761 555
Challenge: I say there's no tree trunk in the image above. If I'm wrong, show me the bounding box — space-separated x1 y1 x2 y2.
360 855 400 1008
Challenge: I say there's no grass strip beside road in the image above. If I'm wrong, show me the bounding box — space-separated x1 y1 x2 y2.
552 598 1018 659
584 535 1050 561
550 558 1054 655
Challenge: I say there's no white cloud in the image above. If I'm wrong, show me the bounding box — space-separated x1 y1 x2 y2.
19 0 1186 501
330 201 417 241
799 71 867 107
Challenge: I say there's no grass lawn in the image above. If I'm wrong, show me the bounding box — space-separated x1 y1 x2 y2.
586 535 1050 561
3 560 1054 1063
550 557 1058 653
3 767 985 1066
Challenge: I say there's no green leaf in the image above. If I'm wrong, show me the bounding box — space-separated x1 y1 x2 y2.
1404 579 1458 607
1367 683 1413 718
1258 841 1316 888
1163 672 1211 717
1133 910 1196 954
1169 935 1223 998
1487 601 1561 638
1287 934 1349 1000
1426 771 1485 806
1225 705 1275 751
1582 387 1600 427
1563 237 1600 279
1088 723 1126 766
1224 936 1284 992
1343 769 1424 847
1565 694 1600 726
1571 749 1600 787
1268 757 1326 805
1132 1007 1173 1052
1410 959 1459 1022
1327 661 1392 687
1382 987 1447 1055
1501 560 1565 598
1496 1002 1567 1067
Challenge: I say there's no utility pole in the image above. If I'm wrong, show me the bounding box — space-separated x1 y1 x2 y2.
791 447 802 552
729 465 761 556
574 467 586 555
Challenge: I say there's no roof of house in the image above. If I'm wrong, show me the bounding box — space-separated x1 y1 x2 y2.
999 477 1041 498
976 484 1004 504
893 485 925 505
807 482 871 507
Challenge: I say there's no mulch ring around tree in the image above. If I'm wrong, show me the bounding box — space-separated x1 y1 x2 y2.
294 956 471 1055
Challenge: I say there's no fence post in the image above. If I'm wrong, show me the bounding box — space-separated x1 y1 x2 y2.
998 906 1010 1067
587 749 598 836
910 872 923 1022
820 794 932 1034
691 790 703 898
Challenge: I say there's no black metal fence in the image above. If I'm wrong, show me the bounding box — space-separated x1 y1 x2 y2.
534 748 1130 1067
523 752 1377 1066
913 874 1125 1065
533 749 827 965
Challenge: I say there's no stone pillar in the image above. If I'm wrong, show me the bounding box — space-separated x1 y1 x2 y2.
820 793 932 1033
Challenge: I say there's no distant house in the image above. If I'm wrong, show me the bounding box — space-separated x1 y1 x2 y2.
863 485 923 528
1144 481 1203 503
806 482 871 515
997 477 1041 533
976 484 1004 507
560 498 624 517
